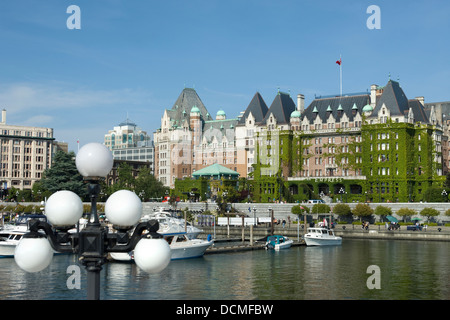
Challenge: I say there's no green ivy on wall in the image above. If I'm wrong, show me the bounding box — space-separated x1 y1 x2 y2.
251 119 444 203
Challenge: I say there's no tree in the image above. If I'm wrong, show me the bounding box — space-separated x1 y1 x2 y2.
106 163 134 194
311 203 331 214
374 205 392 218
352 203 374 221
40 150 86 198
291 204 310 218
396 207 416 222
333 203 351 217
134 167 166 201
420 207 440 223
446 208 450 218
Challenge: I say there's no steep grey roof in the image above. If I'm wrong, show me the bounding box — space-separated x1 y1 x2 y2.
238 92 268 125
373 80 428 123
263 92 296 124
373 80 409 116
202 119 238 143
302 94 370 124
166 88 213 127
408 99 429 123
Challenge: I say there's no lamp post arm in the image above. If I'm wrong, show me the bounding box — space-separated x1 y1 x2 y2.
27 219 77 253
106 220 162 253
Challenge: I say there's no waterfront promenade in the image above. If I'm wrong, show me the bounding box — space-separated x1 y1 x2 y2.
199 224 450 244
142 202 450 224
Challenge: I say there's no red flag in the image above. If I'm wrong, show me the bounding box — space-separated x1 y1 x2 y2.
336 58 341 65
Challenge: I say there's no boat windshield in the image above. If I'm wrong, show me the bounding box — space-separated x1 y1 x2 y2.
15 215 47 225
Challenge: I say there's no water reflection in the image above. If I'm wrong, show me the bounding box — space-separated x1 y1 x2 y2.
0 239 449 300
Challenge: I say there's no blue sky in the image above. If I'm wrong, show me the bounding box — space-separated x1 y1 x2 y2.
1 0 449 152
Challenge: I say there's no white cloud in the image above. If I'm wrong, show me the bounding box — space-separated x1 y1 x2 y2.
20 115 54 126
0 82 153 114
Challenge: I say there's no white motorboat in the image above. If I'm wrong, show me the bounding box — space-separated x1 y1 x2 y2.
304 227 342 246
140 207 203 239
0 214 48 258
265 235 293 251
165 233 213 260
110 232 213 261
0 229 27 258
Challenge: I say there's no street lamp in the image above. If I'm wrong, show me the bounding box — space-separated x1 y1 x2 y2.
268 206 273 235
338 187 345 203
253 206 257 226
14 142 171 300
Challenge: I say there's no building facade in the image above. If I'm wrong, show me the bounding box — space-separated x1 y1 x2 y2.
156 80 446 203
154 88 241 188
0 109 55 190
252 80 444 203
104 118 154 173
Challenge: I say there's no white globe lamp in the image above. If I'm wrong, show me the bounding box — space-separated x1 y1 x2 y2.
76 142 113 178
105 190 142 227
15 237 53 273
45 190 83 227
134 238 171 273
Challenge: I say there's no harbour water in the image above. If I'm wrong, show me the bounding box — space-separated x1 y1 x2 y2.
0 239 449 300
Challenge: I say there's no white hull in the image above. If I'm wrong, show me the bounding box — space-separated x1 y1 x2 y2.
0 240 67 258
273 240 293 251
110 252 133 261
304 237 342 246
0 242 17 258
110 237 213 262
170 239 213 260
304 227 342 246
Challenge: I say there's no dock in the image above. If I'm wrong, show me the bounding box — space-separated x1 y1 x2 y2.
198 224 450 248
205 238 304 255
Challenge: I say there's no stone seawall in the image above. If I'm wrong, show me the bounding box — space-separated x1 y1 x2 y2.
198 225 450 242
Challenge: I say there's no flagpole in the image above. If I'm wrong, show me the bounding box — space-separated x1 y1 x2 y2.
339 54 342 97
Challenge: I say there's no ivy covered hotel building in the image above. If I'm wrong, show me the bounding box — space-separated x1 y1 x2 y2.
154 79 447 203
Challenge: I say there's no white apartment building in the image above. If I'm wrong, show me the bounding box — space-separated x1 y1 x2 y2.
0 109 54 190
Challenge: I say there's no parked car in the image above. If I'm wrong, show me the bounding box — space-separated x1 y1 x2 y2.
308 199 325 204
406 225 423 231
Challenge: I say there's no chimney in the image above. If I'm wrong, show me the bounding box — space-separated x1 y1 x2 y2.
1 109 6 124
297 94 305 113
415 96 425 106
370 85 378 107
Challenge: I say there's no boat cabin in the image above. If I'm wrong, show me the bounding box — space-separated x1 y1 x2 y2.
307 227 335 236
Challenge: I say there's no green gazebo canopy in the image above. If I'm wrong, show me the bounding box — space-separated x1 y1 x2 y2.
192 163 239 179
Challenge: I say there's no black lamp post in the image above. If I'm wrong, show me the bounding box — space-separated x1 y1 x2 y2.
14 143 171 300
